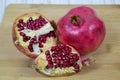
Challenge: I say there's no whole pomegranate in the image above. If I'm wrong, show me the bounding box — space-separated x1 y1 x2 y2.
34 44 84 76
12 13 57 58
57 6 106 55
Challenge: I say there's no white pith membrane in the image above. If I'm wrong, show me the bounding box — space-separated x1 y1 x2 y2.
15 15 57 55
35 44 83 76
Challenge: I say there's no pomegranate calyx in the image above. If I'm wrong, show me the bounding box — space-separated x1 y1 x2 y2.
70 15 82 26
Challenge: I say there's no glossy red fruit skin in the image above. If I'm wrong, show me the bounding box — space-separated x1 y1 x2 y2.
57 6 106 55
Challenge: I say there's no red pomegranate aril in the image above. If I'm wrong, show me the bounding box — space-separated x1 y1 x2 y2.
27 22 31 26
59 64 63 69
38 22 42 26
60 60 64 64
45 50 50 56
38 16 42 19
36 24 39 28
31 36 37 44
31 26 34 30
74 68 79 72
58 56 62 60
18 19 23 23
17 23 21 28
29 17 33 21
26 36 31 40
23 36 28 42
46 64 53 69
73 54 79 61
63 63 68 68
51 46 56 52
55 59 60 64
51 31 56 38
39 43 43 48
69 58 74 63
33 40 37 44
48 60 53 64
54 64 59 68
74 64 80 72
69 54 73 59
47 57 52 61
63 59 68 63
51 54 55 57
41 22 44 26
29 41 33 45
42 38 46 43
35 19 38 23
28 44 33 52
19 32 25 36
18 27 24 31
73 54 77 59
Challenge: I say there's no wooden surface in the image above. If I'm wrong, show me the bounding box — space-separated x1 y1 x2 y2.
0 5 120 80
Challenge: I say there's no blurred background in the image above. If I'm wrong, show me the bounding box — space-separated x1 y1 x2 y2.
0 0 120 24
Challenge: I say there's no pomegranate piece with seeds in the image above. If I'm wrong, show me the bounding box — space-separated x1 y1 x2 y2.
34 44 83 76
12 13 57 58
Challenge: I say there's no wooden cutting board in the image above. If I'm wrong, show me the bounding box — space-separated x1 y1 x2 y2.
0 4 120 80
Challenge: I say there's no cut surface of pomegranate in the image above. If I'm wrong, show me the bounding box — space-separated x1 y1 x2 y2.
34 44 83 76
12 13 57 58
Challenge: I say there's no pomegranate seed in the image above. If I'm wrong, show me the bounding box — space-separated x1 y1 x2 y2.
74 64 80 72
39 43 43 48
19 32 25 36
51 46 56 52
45 50 50 56
63 59 68 63
58 56 62 60
59 64 63 69
18 19 23 23
60 60 64 64
23 36 28 42
28 44 33 52
66 63 70 67
46 64 53 69
55 59 60 64
30 36 37 44
18 27 24 31
17 23 21 28
29 17 33 21
26 36 31 40
39 16 42 19
51 54 55 57
35 19 38 23
74 68 79 72
48 60 53 64
69 54 73 59
54 64 59 68
73 54 79 61
31 26 34 30
33 41 37 44
47 57 52 61
74 64 79 69
49 31 56 37
70 58 74 63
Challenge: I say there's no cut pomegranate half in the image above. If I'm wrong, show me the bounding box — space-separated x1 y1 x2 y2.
34 44 83 76
12 13 57 58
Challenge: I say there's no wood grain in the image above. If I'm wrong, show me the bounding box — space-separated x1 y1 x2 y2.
0 5 120 80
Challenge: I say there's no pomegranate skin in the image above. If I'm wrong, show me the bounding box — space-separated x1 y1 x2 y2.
57 6 106 55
